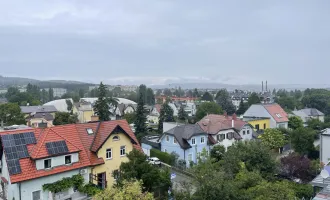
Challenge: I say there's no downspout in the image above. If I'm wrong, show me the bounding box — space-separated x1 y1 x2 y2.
19 183 21 200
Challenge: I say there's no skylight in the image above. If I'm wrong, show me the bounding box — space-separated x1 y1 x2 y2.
86 128 94 135
276 113 282 118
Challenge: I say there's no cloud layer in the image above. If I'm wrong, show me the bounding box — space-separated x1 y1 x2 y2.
0 0 329 85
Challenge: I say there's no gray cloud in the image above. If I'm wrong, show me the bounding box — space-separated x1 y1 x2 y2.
0 0 329 85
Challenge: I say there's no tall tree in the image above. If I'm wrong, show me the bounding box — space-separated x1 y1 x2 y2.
118 149 171 193
134 93 147 138
248 92 260 106
259 129 286 150
195 102 223 121
290 128 315 155
215 89 236 115
146 88 155 105
163 88 172 96
288 116 304 130
48 87 54 101
41 89 48 104
236 99 249 115
158 102 175 133
93 82 111 121
193 88 199 97
178 106 188 122
137 84 147 103
186 90 193 97
0 103 25 126
79 89 85 98
201 92 214 102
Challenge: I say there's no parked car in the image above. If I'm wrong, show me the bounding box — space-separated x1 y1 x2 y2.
148 157 161 166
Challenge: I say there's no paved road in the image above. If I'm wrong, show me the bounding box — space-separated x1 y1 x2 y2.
170 169 196 193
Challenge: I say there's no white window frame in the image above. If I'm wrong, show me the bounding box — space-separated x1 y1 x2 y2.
113 136 120 141
173 137 177 144
32 190 41 200
200 136 205 144
106 148 112 160
191 137 196 145
120 146 126 156
44 159 52 169
65 155 72 165
86 128 94 135
166 135 169 142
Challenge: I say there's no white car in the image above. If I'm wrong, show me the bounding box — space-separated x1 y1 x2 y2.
148 157 161 166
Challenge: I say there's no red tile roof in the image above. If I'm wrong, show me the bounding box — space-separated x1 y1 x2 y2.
197 114 248 135
263 104 288 122
0 120 141 184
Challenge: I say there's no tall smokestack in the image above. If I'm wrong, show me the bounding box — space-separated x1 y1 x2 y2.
266 81 268 91
262 81 264 92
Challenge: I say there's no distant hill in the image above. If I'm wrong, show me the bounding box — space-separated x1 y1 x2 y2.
0 75 93 89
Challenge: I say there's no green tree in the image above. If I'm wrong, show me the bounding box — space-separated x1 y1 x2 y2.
288 116 303 130
158 102 175 133
290 127 315 155
93 82 111 121
215 89 236 115
259 129 286 150
79 89 85 98
210 145 225 162
236 99 249 115
41 89 48 104
247 181 296 200
307 118 322 130
123 112 136 124
201 92 214 102
134 93 147 139
49 88 54 101
94 180 154 200
193 88 199 97
163 88 172 96
177 106 188 122
275 96 297 111
118 149 171 193
195 102 223 121
53 112 78 125
0 103 25 126
248 92 260 106
66 99 73 113
146 88 155 105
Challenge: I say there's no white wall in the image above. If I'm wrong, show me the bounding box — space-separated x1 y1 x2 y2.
36 153 79 170
321 133 330 164
20 168 89 200
212 129 236 151
239 125 253 141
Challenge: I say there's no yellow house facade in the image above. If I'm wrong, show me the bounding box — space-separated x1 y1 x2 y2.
244 117 270 131
91 132 133 187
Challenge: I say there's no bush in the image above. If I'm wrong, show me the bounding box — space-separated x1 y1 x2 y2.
150 149 175 165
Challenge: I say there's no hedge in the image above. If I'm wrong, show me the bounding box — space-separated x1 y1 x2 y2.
150 149 175 165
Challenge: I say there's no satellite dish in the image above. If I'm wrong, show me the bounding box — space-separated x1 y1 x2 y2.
321 169 329 179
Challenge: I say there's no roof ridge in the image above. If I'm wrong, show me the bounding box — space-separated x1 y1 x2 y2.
30 128 50 158
90 121 101 151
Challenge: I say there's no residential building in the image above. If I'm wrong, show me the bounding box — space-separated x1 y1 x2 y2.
163 122 184 133
168 103 178 117
26 113 54 128
292 108 325 126
20 105 58 118
114 103 136 119
73 101 94 123
242 117 271 131
243 103 289 129
159 124 209 166
141 135 161 156
230 91 249 110
197 114 254 151
0 120 141 200
44 88 67 98
150 104 161 116
156 96 198 104
182 102 197 116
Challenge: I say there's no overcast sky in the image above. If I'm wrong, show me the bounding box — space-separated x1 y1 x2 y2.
0 0 329 85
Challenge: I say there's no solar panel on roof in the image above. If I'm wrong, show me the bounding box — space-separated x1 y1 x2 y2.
45 140 69 155
7 159 21 175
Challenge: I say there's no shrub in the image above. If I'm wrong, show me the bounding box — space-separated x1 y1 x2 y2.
150 149 175 165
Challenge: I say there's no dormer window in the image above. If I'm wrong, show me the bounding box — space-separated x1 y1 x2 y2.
44 159 52 169
86 128 94 135
65 155 72 164
113 136 120 141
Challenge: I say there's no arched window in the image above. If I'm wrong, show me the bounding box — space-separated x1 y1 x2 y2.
113 136 120 141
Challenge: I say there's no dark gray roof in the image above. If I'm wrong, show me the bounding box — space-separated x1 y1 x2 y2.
28 112 54 121
301 108 324 116
141 135 161 150
165 124 207 149
20 105 58 114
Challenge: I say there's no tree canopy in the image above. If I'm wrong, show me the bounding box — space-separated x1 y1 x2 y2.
195 102 223 121
201 92 214 102
0 103 25 126
288 116 304 130
236 99 249 115
134 93 147 139
215 89 236 115
53 112 78 125
158 102 175 133
258 129 286 150
93 82 111 121
248 92 260 106
290 127 315 155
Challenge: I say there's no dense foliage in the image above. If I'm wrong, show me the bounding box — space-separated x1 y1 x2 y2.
150 149 176 165
53 112 78 125
158 102 175 133
215 89 236 115
134 92 148 140
290 127 316 155
288 116 304 130
195 102 223 121
201 92 213 102
0 103 25 126
258 129 286 150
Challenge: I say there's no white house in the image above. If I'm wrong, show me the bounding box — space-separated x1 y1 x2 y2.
292 108 325 126
197 114 254 151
